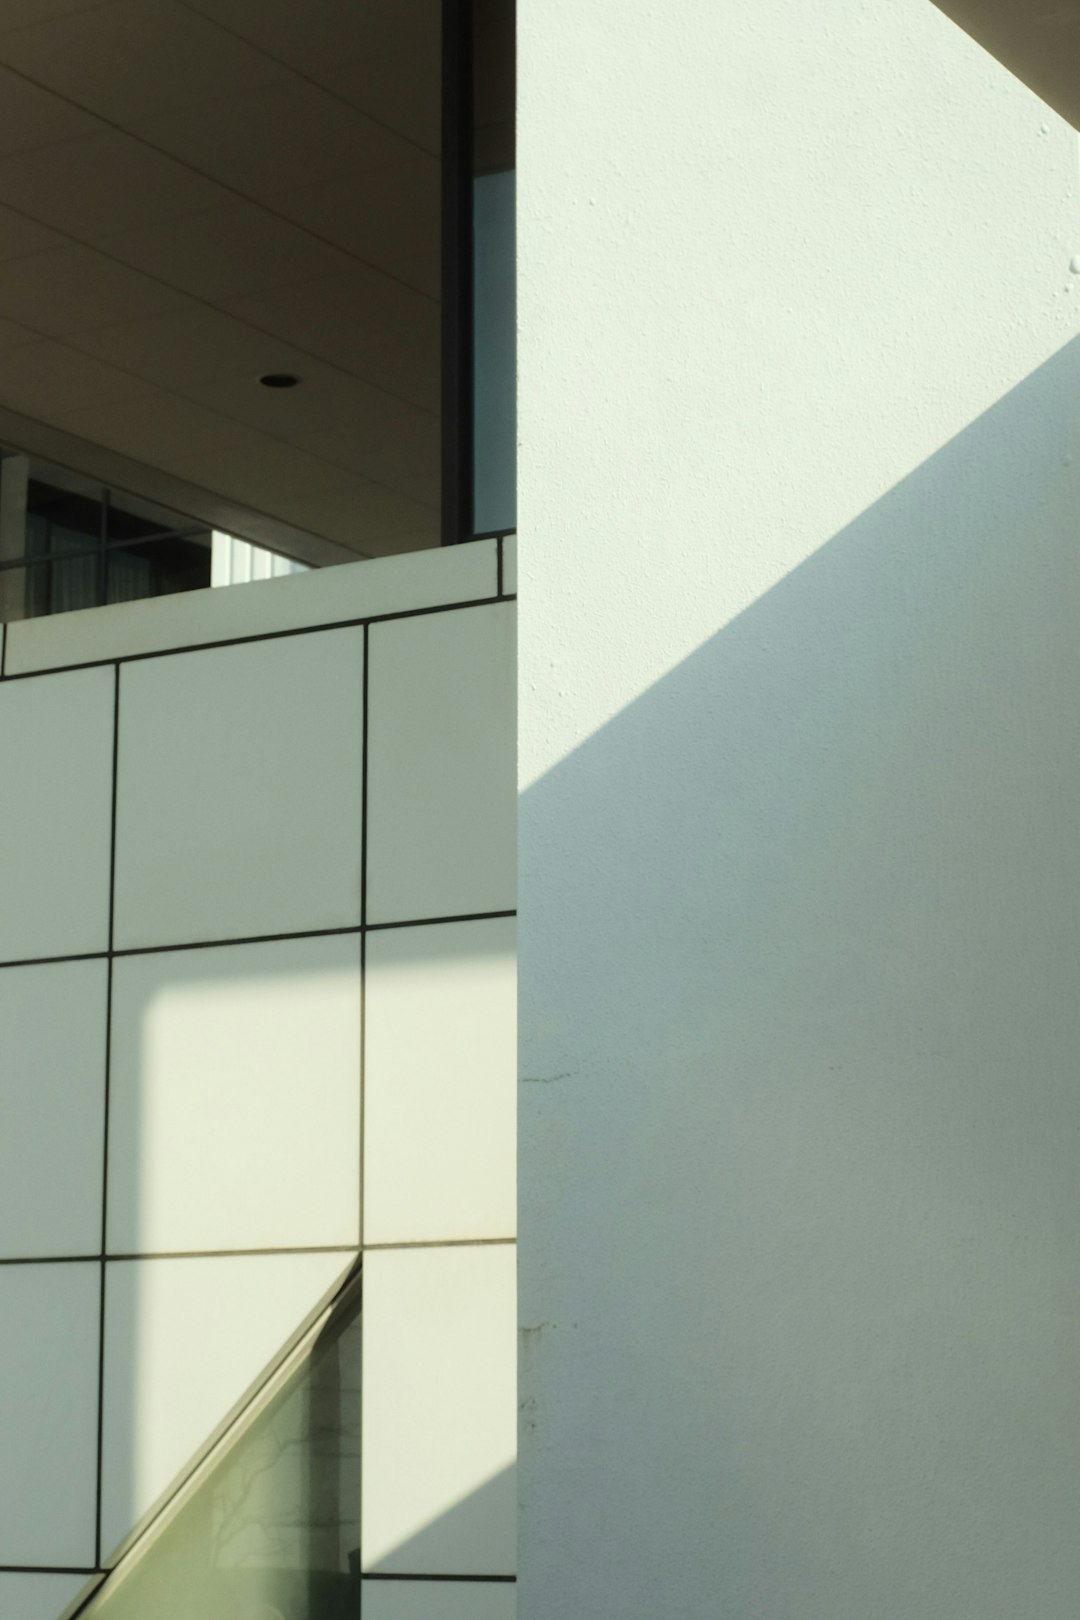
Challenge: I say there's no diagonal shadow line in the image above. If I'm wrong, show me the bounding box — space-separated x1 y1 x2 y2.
62 1258 362 1620
518 333 1080 1616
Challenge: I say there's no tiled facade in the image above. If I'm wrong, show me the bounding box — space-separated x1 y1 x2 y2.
0 538 517 1619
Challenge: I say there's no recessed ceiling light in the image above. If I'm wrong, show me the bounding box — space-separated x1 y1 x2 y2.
258 372 301 389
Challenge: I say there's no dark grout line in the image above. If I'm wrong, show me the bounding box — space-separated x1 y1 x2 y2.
366 910 517 932
363 1237 516 1251
94 663 120 1570
0 1244 361 1270
0 910 517 973
106 1244 360 1264
362 1573 517 1583
0 1564 102 1576
0 1239 516 1266
359 622 369 1251
360 623 370 934
0 950 108 970
0 590 512 683
0 1253 99 1266
114 925 362 959
0 1245 360 1267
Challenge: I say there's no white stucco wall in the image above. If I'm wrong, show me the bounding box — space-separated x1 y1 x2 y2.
518 2 1080 1616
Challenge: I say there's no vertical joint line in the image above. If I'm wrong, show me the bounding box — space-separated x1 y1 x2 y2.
95 663 120 1569
360 625 369 932
359 625 369 1251
496 534 504 597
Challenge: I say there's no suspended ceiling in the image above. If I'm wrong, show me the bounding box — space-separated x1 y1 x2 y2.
0 0 442 564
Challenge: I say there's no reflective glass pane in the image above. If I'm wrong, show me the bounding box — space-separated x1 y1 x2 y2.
471 0 516 538
85 1283 361 1620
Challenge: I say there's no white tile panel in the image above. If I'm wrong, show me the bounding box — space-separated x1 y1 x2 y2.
362 1245 517 1575
100 1249 354 1560
362 1581 516 1620
0 958 107 1258
0 1262 99 1567
367 604 516 924
112 627 364 947
364 918 516 1244
5 543 498 675
107 934 362 1255
0 665 114 962
0 1572 100 1620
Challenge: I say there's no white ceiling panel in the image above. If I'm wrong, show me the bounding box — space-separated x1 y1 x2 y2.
290 425 441 510
68 304 313 390
181 0 441 154
98 200 357 303
129 77 438 294
0 203 64 260
47 388 416 534
130 76 412 199
225 269 439 412
0 244 194 333
275 165 440 299
0 127 230 241
0 399 361 563
0 62 100 154
266 478 439 556
0 0 286 125
51 386 262 470
0 0 455 564
0 339 153 415
0 0 114 31
0 316 33 348
176 364 441 504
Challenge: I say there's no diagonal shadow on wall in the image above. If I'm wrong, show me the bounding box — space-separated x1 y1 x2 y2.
519 334 1080 1619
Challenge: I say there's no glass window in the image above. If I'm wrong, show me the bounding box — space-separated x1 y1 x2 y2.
0 452 312 623
81 1276 361 1620
472 0 516 539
